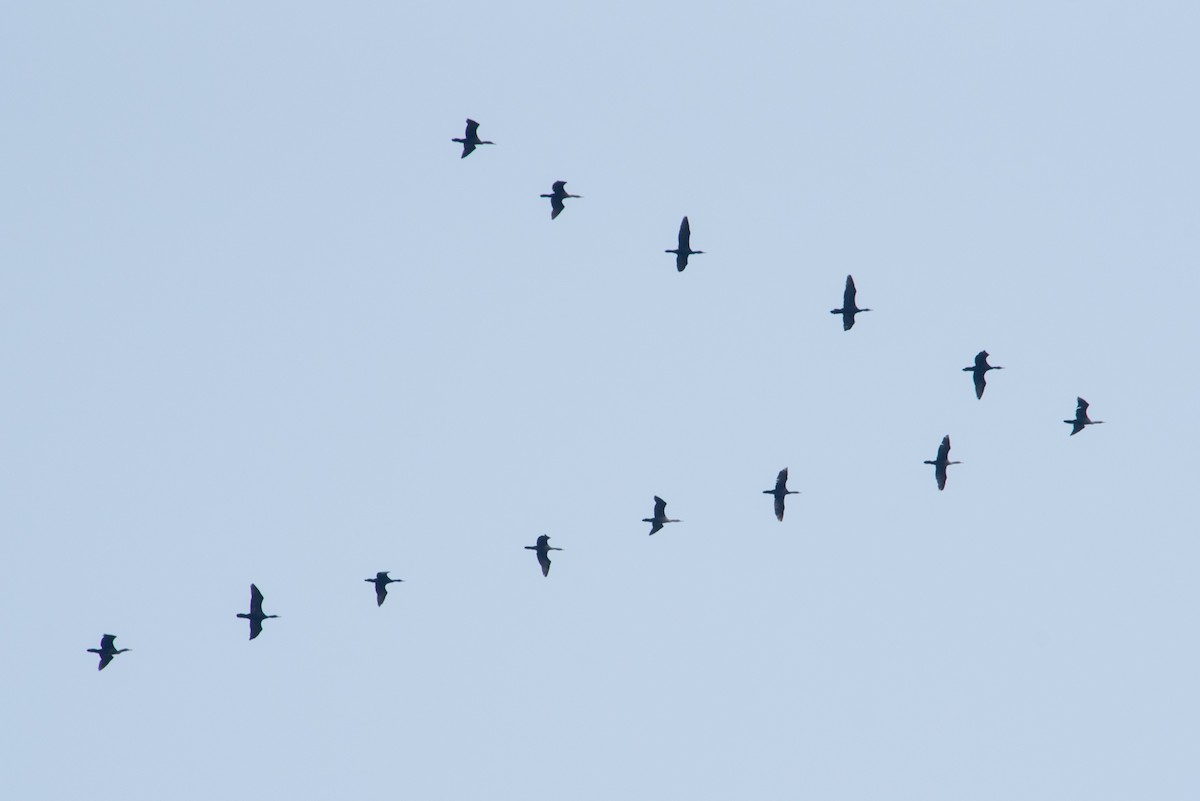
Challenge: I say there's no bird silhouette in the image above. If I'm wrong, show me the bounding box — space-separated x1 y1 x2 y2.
923 435 962 491
540 180 581 219
87 634 130 671
451 118 494 159
665 216 704 272
642 496 680 535
962 350 1003 399
236 584 279 640
524 534 563 577
1064 397 1104 435
364 571 403 606
830 275 871 331
762 468 800 521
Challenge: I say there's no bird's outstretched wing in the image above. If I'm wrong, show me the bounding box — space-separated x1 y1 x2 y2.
249 618 263 640
1077 397 1089 416
100 634 116 651
648 520 664 535
842 310 854 331
935 463 948 491
679 217 691 249
844 275 857 308
676 252 689 272
975 351 989 369
460 141 476 158
375 583 388 606
653 496 667 518
249 584 264 616
775 468 789 492
550 196 565 219
537 550 552 577
1070 420 1085 435
97 652 114 670
465 119 480 139
551 180 566 193
937 436 951 463
774 494 786 521
973 370 987 399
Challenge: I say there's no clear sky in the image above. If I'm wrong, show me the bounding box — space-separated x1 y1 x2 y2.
3 2 1198 799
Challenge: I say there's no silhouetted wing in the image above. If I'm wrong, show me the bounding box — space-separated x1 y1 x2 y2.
537 550 551 577
460 141 476 158
465 119 480 139
774 494 785 521
775 468 789 493
97 652 113 670
550 196 565 219
844 275 857 308
653 496 667 518
1071 420 1085 435
100 634 116 651
648 520 664 535
1076 397 1089 416
843 310 854 331
974 371 986 399
536 534 550 548
974 351 989 369
551 181 566 194
937 436 951 463
249 584 264 616
676 252 689 272
249 618 263 640
935 463 948 490
375 583 388 606
678 217 691 250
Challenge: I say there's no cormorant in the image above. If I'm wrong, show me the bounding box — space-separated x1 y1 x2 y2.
642 496 680 535
1064 397 1104 435
665 216 704 272
762 468 800 521
923 435 961 491
541 180 581 219
364 571 403 606
830 275 871 331
236 584 279 640
451 118 494 159
524 535 563 577
87 634 130 671
963 350 1003 399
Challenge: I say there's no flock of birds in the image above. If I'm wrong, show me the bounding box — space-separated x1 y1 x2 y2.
83 117 1108 671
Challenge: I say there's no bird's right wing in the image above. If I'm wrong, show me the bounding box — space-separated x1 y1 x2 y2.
550 196 565 218
844 275 856 307
249 618 263 640
774 494 785 521
250 584 264 616
538 550 551 577
974 371 986 399
98 652 113 670
100 634 116 651
653 496 667 517
649 520 664 535
376 584 388 606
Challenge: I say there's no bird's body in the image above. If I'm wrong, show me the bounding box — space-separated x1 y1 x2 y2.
642 496 680 535
830 275 871 330
87 634 130 671
451 118 494 158
665 216 704 272
364 571 403 606
962 350 1003 399
762 468 800 521
1064 397 1104 435
540 180 581 219
923 435 962 491
236 584 279 640
524 534 563 577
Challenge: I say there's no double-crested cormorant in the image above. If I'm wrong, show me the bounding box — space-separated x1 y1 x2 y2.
963 350 1003 399
364 571 403 606
665 216 704 272
923 435 961 491
642 496 680 535
830 275 871 331
541 180 581 220
87 634 130 671
762 468 800 521
1064 397 1104 435
451 118 494 159
524 535 563 577
236 584 279 640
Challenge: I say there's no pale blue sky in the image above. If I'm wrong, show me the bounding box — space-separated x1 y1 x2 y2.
2 2 1198 799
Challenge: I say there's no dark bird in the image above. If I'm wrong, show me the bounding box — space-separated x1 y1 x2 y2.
830 275 871 331
87 634 130 671
665 216 704 272
451 118 494 159
540 180 581 220
923 435 962 491
524 534 563 577
762 467 800 521
962 350 1004 399
642 496 680 535
236 584 279 640
364 571 403 606
1064 397 1104 435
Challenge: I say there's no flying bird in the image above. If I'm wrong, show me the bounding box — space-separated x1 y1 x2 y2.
236 584 279 640
524 535 563 577
87 634 130 671
830 275 871 331
1064 397 1104 435
364 571 403 606
762 468 800 521
540 180 581 219
451 118 494 158
665 216 704 272
923 435 962 491
642 496 680 535
962 350 1003 399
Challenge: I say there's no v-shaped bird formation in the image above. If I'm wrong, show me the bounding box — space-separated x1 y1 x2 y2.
82 117 1109 671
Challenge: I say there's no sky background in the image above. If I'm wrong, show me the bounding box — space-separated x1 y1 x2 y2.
2 2 1199 799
